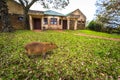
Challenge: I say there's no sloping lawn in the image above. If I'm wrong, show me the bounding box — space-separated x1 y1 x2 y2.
0 30 120 80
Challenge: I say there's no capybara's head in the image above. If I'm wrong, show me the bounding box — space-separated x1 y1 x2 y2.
49 43 58 49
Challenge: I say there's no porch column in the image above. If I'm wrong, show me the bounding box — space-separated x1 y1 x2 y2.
74 19 77 30
41 16 44 30
29 15 33 30
67 18 70 30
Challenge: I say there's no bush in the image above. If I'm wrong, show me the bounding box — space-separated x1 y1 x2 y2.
87 20 103 32
116 26 120 34
87 20 120 34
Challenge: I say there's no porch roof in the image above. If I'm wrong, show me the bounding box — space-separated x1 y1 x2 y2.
29 10 44 15
44 10 65 16
28 10 65 16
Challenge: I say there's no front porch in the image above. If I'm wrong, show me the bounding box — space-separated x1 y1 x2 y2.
29 15 79 30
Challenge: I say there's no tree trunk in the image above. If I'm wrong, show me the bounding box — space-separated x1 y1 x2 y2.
23 9 30 30
0 0 14 32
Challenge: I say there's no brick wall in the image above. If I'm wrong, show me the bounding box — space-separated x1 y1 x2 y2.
10 14 24 29
0 14 25 30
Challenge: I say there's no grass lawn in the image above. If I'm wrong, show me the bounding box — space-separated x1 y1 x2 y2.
0 30 120 80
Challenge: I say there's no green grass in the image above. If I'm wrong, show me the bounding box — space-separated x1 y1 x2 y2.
68 30 120 38
0 30 120 80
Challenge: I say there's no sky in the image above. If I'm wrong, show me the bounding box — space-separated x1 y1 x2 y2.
30 0 97 21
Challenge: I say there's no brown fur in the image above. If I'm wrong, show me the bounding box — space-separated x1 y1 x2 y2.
24 42 57 58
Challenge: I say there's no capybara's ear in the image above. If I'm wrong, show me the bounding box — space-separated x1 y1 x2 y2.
56 45 58 48
50 42 53 45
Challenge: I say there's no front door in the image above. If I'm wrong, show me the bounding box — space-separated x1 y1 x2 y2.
62 20 67 29
33 18 41 30
69 20 75 30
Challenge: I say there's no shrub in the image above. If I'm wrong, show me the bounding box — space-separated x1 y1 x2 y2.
87 20 103 32
87 20 120 34
117 26 120 34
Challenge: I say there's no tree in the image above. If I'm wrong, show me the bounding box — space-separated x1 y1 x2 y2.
96 0 120 28
16 0 69 29
0 0 14 32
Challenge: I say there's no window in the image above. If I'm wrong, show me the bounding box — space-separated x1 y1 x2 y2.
18 17 23 21
78 21 81 24
80 19 85 24
82 21 85 24
59 19 61 25
50 18 57 25
44 18 48 25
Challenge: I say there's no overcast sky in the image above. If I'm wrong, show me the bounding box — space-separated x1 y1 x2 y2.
30 0 97 21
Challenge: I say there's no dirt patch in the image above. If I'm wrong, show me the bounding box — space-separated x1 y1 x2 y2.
75 33 120 41
33 30 42 32
33 30 120 41
54 30 66 33
33 30 65 33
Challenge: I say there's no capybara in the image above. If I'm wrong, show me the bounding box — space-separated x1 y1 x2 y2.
24 42 57 58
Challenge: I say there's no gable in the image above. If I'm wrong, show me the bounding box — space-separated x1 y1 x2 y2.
67 9 86 21
71 9 81 15
7 0 24 14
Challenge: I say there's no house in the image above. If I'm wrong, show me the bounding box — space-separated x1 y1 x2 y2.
0 0 86 30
